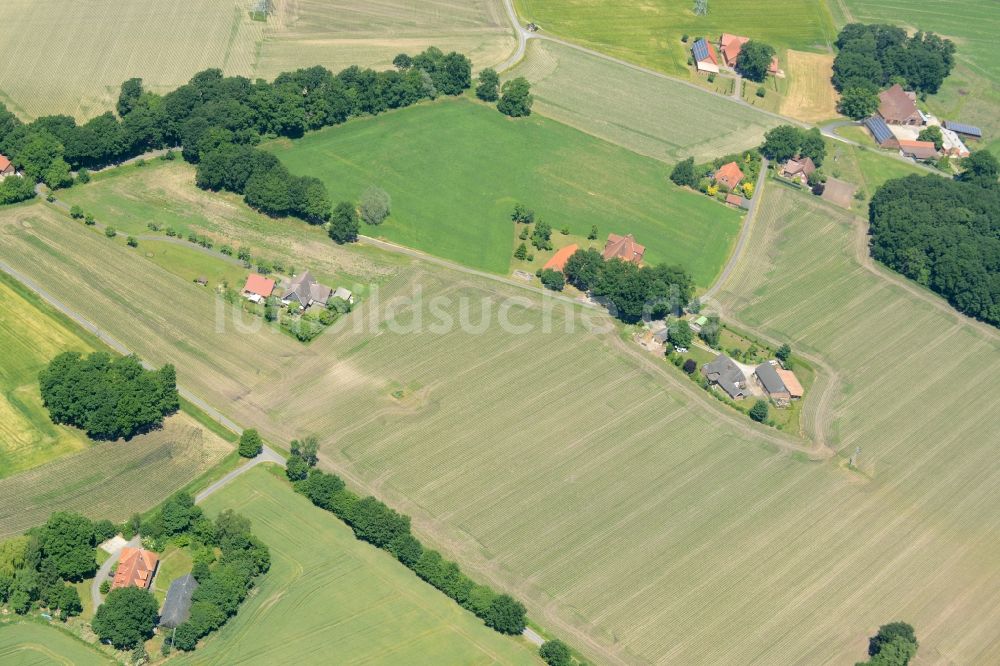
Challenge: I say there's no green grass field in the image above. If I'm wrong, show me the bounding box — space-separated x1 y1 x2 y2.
508 40 783 163
0 413 230 539
0 621 112 665
0 275 96 478
515 0 836 77
56 161 394 288
822 137 932 206
268 97 742 284
178 466 539 665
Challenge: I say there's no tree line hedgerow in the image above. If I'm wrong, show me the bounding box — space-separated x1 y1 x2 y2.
292 466 528 636
39 351 179 440
0 47 473 221
868 152 1000 327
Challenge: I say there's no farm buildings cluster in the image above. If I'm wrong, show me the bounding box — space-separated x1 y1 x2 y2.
703 355 803 407
863 84 982 160
692 33 781 76
242 270 353 309
104 543 199 630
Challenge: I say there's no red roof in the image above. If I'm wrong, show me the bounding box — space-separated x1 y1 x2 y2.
543 244 579 272
720 33 749 67
769 56 780 73
725 193 742 206
602 234 645 264
242 273 275 298
898 139 938 159
715 161 744 190
113 547 159 590
0 154 12 172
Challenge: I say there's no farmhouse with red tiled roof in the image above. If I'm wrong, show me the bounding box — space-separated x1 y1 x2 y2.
714 161 744 191
543 244 579 272
0 154 14 178
242 273 275 302
602 234 645 264
112 547 159 590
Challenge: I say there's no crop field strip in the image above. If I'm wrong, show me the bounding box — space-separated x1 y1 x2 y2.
0 413 230 539
507 40 783 163
715 186 1000 664
0 621 112 665
0 0 262 120
256 0 516 81
179 466 538 665
0 277 95 477
267 97 741 282
514 0 837 78
0 198 822 665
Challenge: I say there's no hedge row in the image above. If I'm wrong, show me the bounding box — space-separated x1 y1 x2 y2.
295 470 527 635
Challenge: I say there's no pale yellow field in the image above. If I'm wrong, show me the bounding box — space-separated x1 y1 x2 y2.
0 0 262 119
0 278 94 477
780 50 840 122
0 0 515 120
3 179 1000 663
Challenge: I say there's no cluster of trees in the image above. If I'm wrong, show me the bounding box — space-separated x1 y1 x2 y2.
93 587 160 650
0 170 35 204
760 125 826 165
475 68 533 117
0 512 105 620
170 507 271 650
858 622 918 665
562 248 694 322
39 352 179 440
735 41 776 82
832 24 955 118
285 436 320 481
868 155 1000 327
295 468 528 635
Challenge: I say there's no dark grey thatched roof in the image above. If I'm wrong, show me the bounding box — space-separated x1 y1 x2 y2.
160 573 198 628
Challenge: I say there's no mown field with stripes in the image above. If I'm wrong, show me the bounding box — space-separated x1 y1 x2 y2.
507 40 782 163
3 183 999 662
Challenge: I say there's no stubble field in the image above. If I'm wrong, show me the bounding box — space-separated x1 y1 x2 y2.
507 40 783 163
268 97 742 282
4 178 1000 662
179 466 539 665
0 0 262 119
0 413 230 539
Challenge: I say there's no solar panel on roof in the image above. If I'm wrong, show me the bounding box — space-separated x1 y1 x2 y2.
865 116 894 145
692 39 709 61
944 120 982 137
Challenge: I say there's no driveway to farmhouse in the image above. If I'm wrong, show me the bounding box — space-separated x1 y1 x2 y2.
91 535 140 610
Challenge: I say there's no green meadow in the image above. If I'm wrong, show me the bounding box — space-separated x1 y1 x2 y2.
267 97 742 285
182 466 538 665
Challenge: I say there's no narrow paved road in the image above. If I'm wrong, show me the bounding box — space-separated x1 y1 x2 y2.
702 157 769 302
91 535 139 610
195 447 286 504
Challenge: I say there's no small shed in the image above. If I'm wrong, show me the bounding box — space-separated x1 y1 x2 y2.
160 573 198 629
332 286 354 304
725 193 743 207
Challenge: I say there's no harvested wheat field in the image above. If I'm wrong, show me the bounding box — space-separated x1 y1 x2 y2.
0 0 262 119
255 0 516 79
0 413 230 539
780 50 839 122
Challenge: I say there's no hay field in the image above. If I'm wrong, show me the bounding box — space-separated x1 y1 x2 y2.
268 97 741 283
0 412 230 539
514 0 836 77
780 50 839 122
507 40 783 163
714 185 1000 664
255 0 516 80
6 188 1000 662
179 466 538 665
0 621 111 665
0 275 95 478
0 0 262 119
57 160 395 286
